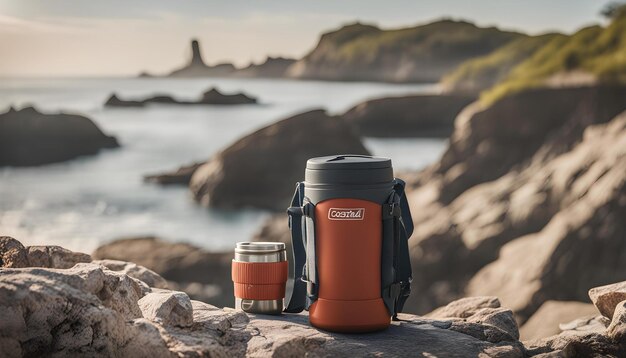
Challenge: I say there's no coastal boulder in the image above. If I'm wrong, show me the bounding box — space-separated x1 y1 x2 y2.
0 106 119 167
342 94 475 137
189 109 370 211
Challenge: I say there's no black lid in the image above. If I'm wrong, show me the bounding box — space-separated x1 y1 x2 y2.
305 154 394 186
306 155 392 170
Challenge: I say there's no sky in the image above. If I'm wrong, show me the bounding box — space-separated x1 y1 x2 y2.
0 0 613 77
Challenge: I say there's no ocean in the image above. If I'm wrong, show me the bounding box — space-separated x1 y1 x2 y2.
0 77 446 253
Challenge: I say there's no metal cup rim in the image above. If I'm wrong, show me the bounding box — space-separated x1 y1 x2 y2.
235 241 286 254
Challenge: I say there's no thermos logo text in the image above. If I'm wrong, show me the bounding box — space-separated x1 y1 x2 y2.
328 208 365 220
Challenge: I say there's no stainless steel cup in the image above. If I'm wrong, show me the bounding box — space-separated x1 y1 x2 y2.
232 242 287 314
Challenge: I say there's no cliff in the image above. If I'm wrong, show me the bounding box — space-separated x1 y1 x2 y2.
287 20 524 83
442 33 563 94
479 10 626 104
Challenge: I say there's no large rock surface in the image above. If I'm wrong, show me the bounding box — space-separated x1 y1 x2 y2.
465 111 626 320
5 240 626 356
398 85 626 317
0 106 119 167
0 238 546 357
341 94 476 137
189 109 370 211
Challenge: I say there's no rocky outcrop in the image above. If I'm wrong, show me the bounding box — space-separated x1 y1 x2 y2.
519 301 598 341
287 20 523 83
342 94 476 137
167 39 236 78
0 106 119 167
5 240 626 356
395 86 626 317
104 94 143 107
105 87 257 107
0 237 91 268
93 237 233 308
0 238 547 357
523 281 626 356
144 161 204 185
234 57 296 78
189 109 370 211
464 110 626 320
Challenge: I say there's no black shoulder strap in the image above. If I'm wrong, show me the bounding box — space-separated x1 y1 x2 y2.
381 179 414 319
284 182 308 313
393 179 413 317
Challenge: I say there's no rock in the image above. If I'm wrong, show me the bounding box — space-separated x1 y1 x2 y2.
168 39 236 77
25 245 91 269
397 86 626 316
520 301 599 341
524 315 624 357
93 237 233 307
431 86 626 203
465 110 626 321
0 237 28 268
0 106 119 167
0 237 91 269
234 56 296 78
199 87 257 105
607 300 626 341
287 20 522 83
138 290 193 327
104 93 144 107
189 109 370 211
589 281 626 319
93 259 168 289
342 94 476 137
0 264 169 356
105 87 257 107
427 296 501 319
426 296 519 340
2 238 539 357
144 161 203 185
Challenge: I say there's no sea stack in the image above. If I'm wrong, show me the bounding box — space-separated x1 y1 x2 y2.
189 39 204 67
168 39 236 77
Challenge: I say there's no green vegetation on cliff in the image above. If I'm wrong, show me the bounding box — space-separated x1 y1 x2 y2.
479 10 626 104
442 34 564 93
288 19 524 82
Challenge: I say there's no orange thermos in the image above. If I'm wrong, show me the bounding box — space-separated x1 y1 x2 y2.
284 155 413 332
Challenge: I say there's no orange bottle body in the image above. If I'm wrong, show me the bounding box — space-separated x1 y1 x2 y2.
308 198 390 332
